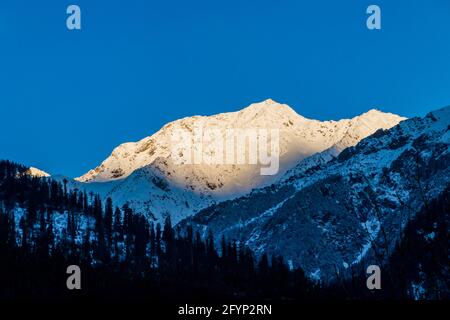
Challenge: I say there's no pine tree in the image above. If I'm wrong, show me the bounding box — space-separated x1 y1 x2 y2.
221 234 227 258
82 227 91 263
20 216 28 252
122 203 133 235
155 223 162 259
149 222 156 257
47 216 54 254
113 206 122 240
63 178 68 204
104 197 113 247
0 207 9 249
258 253 269 277
83 190 89 214
162 215 174 244
8 211 16 248
206 230 216 261
134 216 149 271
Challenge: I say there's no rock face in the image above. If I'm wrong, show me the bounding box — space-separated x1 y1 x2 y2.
179 106 450 281
75 99 404 224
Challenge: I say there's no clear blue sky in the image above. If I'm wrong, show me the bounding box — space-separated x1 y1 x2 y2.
1 0 449 177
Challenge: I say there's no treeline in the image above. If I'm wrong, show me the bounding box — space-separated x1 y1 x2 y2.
0 160 315 299
1 160 447 300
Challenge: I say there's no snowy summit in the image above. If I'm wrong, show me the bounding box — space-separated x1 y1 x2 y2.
75 99 405 224
25 167 50 178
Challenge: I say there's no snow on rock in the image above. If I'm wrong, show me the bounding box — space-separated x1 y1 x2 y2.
74 99 404 224
24 167 51 178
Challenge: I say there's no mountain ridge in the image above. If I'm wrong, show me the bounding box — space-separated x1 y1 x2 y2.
178 106 449 279
71 99 405 224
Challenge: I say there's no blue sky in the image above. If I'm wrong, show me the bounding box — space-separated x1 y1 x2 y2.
0 0 449 177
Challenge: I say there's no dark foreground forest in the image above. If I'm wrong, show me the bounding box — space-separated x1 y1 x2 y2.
0 160 448 300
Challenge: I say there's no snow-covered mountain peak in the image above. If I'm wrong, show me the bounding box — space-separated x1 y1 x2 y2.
239 98 300 115
75 100 405 224
180 105 448 279
76 100 403 184
75 99 301 184
242 99 307 122
25 167 50 178
361 108 384 116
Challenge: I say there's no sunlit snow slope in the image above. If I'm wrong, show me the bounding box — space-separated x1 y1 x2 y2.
76 99 405 224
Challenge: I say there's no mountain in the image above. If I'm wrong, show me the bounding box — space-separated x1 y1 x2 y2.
1 103 447 298
24 167 50 178
75 99 404 224
179 106 450 280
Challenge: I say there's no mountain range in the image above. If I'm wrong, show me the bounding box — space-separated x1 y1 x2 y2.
5 99 450 286
70 99 405 225
179 105 449 280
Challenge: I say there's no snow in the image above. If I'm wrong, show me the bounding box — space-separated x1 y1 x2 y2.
24 167 50 178
243 196 295 250
424 231 436 241
310 268 322 281
351 217 381 265
72 99 404 225
411 282 426 300
11 207 96 247
177 105 449 277
288 259 294 271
